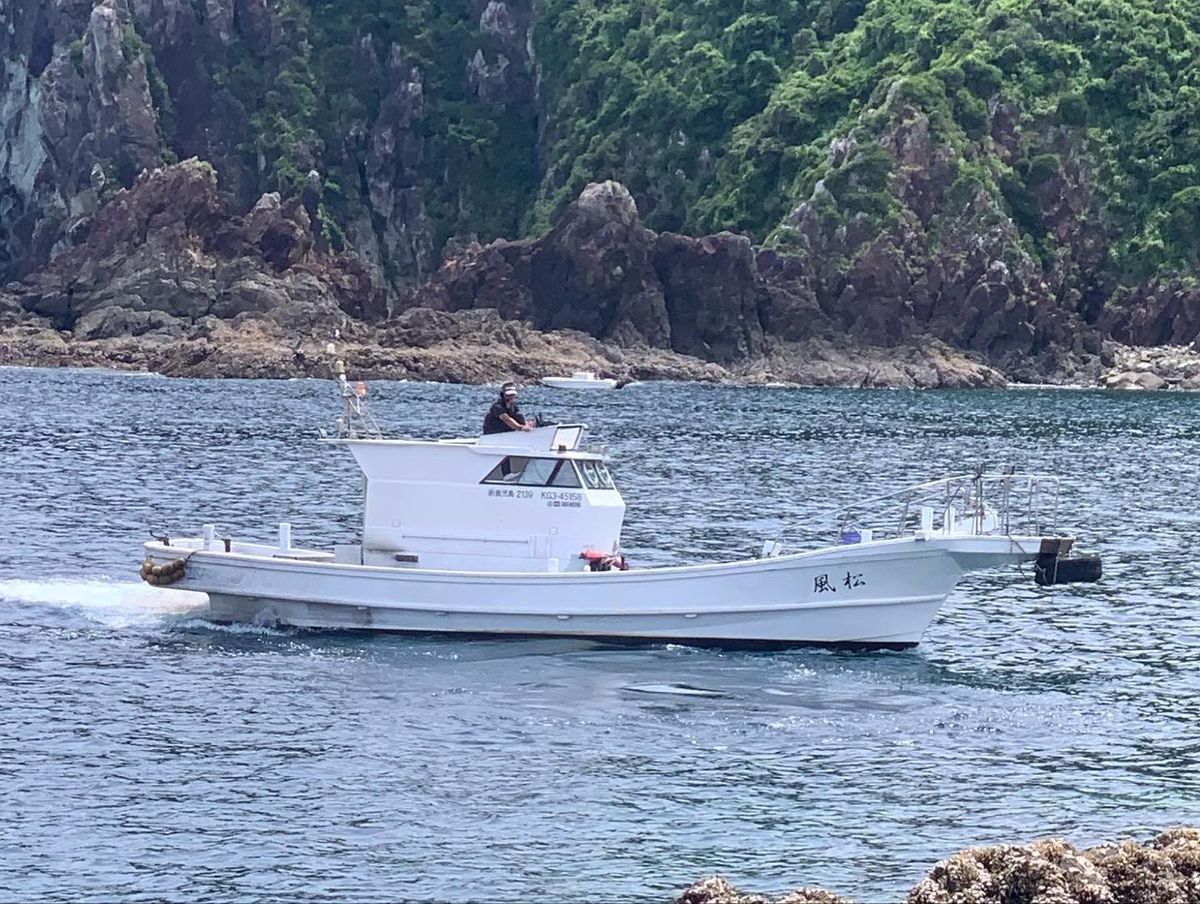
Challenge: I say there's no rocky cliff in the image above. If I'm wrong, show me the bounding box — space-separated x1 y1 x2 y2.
0 160 1003 387
1 0 539 293
2 0 1200 387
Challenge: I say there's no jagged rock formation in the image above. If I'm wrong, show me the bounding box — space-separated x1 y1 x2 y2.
0 162 1071 388
763 94 1106 385
7 157 382 338
407 182 764 364
0 165 1003 386
0 0 539 294
0 0 162 280
676 828 1200 904
405 178 1048 384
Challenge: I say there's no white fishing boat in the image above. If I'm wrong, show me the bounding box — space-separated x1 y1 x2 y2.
140 361 1100 648
541 370 619 390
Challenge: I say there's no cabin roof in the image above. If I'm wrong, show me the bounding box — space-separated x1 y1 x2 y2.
328 424 608 460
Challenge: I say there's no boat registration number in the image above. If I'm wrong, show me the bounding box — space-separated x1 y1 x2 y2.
485 488 584 508
541 490 584 508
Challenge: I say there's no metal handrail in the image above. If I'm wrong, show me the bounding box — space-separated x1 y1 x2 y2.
767 472 1062 553
830 472 1060 543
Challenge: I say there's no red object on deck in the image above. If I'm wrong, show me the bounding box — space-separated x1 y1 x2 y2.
579 550 629 571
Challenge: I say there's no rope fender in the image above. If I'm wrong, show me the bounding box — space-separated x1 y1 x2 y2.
140 556 188 586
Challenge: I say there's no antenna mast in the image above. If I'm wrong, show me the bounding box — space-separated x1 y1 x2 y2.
327 340 381 439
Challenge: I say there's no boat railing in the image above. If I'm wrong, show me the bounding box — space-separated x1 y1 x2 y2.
828 471 1061 545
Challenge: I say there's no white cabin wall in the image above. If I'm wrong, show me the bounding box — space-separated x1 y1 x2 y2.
361 480 624 570
343 438 625 573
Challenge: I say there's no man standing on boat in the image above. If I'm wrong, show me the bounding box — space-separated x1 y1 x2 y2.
483 383 533 434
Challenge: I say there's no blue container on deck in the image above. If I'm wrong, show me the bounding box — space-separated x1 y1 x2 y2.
840 527 861 544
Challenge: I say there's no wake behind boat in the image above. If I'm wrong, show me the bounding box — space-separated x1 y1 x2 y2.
140 362 1100 648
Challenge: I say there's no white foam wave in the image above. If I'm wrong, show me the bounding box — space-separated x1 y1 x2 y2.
0 578 208 627
171 617 295 637
625 683 727 698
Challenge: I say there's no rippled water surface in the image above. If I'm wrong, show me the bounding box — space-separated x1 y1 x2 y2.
1 367 1198 902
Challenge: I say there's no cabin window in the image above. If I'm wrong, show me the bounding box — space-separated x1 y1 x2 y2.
482 457 582 488
550 461 581 487
483 456 525 483
518 457 558 485
578 459 615 490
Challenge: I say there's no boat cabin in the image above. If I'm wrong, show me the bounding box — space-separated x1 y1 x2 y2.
336 424 625 573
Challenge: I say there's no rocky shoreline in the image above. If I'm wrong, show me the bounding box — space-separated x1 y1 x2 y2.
0 314 1015 388
675 827 1200 903
4 314 1198 392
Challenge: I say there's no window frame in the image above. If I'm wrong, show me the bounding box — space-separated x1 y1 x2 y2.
577 459 616 490
481 456 583 488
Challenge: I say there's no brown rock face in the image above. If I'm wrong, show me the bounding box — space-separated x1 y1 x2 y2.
407 183 778 363
530 181 670 347
0 0 180 283
1101 279 1200 348
655 231 764 363
406 179 1011 374
405 181 686 355
776 95 1111 384
0 161 1093 388
10 159 381 337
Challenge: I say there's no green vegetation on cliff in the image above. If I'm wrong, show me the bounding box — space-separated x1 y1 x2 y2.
535 0 1200 278
176 0 538 262
133 0 1200 287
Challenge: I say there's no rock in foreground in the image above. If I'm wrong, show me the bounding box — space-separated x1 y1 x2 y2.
677 828 1200 904
676 876 853 904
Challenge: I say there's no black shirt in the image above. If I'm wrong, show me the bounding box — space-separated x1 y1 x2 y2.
483 400 526 434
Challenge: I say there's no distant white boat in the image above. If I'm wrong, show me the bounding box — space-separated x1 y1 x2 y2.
541 371 619 390
138 356 1101 649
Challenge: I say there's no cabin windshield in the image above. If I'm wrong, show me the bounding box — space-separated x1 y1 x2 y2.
482 456 583 487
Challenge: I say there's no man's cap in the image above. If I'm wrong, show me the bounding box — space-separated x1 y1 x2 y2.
501 382 518 396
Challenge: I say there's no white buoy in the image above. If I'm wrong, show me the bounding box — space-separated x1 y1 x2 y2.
202 523 215 551
278 522 292 551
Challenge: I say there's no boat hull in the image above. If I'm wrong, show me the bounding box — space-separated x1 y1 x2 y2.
540 377 618 389
145 534 1049 647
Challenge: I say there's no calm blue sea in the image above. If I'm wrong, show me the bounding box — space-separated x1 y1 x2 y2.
0 366 1196 902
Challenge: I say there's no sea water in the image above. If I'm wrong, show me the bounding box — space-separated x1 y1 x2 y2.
0 367 1196 901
